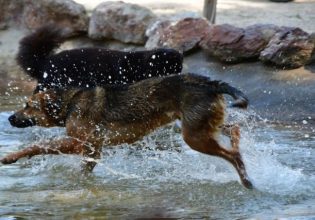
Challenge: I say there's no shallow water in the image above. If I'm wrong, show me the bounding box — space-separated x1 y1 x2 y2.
0 109 315 219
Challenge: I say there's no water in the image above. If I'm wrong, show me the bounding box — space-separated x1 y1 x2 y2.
0 109 315 219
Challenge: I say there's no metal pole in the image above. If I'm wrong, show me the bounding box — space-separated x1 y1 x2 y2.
203 0 217 24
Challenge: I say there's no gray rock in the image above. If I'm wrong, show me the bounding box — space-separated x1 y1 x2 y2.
23 0 88 32
146 17 210 53
0 0 88 32
260 27 314 69
88 1 156 44
0 0 25 29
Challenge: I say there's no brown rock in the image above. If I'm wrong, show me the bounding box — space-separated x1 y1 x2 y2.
88 1 156 44
260 27 314 69
200 24 279 63
145 17 211 53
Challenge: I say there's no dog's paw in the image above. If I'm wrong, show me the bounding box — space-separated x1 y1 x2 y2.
0 156 18 164
242 178 254 189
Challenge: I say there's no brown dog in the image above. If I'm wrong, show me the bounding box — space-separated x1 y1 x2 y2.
2 73 253 189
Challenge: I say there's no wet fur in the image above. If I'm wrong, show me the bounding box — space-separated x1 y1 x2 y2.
17 25 183 93
3 74 252 189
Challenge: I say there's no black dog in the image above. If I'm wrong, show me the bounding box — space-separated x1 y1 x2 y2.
17 25 183 93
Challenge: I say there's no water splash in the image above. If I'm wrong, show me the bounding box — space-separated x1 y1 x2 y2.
1 110 314 197
227 108 315 195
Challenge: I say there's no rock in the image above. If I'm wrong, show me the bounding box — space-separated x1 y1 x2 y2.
260 27 314 69
145 17 211 53
88 1 156 44
310 33 315 63
145 20 173 49
23 0 88 32
0 0 88 32
0 0 25 29
200 24 280 63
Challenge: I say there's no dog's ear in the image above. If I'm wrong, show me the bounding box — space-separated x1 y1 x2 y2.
43 91 62 117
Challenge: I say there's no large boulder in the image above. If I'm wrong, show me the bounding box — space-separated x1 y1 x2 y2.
88 1 156 44
23 0 88 32
199 24 280 63
260 27 315 69
310 32 315 63
0 0 25 29
0 0 88 32
146 17 211 53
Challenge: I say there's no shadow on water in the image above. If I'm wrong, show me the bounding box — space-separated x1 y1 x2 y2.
184 51 315 125
0 107 314 219
305 63 315 75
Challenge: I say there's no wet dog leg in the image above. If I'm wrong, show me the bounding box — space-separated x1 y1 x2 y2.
221 124 240 150
0 138 84 164
221 124 252 188
80 143 101 172
182 126 253 189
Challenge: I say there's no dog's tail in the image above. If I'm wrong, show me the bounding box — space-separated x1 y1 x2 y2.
212 81 249 108
16 25 65 79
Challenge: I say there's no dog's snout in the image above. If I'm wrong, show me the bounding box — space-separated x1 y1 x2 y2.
8 115 16 124
8 113 35 128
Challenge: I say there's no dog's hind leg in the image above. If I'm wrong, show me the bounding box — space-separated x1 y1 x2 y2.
182 125 253 189
0 138 85 164
221 124 252 188
221 124 240 150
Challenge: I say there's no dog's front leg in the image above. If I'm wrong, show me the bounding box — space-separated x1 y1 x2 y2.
0 137 85 164
80 143 101 173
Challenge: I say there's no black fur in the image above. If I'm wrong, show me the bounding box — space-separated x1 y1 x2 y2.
206 81 248 108
17 25 183 92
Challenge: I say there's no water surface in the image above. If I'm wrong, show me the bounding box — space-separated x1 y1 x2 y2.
0 109 314 219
